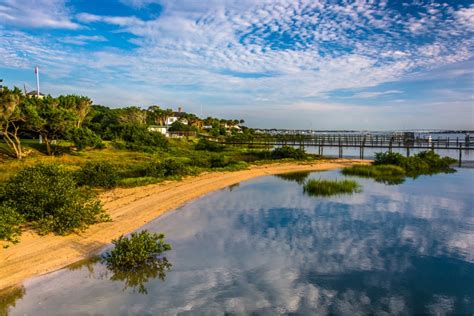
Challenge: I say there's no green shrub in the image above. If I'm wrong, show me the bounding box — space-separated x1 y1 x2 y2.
0 203 23 244
374 151 456 176
76 161 120 188
374 152 405 166
140 160 166 178
210 155 231 168
162 159 189 177
303 179 361 197
271 146 306 160
68 127 104 150
118 124 168 150
3 164 109 235
195 139 225 152
104 230 172 271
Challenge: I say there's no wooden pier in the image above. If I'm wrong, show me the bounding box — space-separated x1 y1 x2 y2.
221 134 472 166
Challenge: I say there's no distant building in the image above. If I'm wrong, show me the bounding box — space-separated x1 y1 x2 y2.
148 125 169 137
26 90 45 99
165 107 188 125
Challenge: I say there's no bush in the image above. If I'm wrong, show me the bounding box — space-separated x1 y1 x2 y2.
162 159 189 177
374 152 405 166
68 127 104 150
374 151 456 176
0 203 23 244
271 146 306 160
210 155 231 168
168 121 197 132
119 124 168 149
140 160 166 178
76 161 120 188
303 179 361 197
195 139 225 152
3 164 109 235
104 230 172 271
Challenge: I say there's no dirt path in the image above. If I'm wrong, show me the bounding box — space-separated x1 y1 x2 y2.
0 159 368 290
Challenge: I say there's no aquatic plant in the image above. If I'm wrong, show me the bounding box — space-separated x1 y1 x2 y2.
303 179 361 197
347 151 457 184
104 230 172 271
342 165 406 185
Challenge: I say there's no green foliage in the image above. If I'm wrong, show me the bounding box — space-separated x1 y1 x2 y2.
23 96 78 155
119 124 168 149
168 121 197 132
374 152 405 166
342 165 406 185
303 179 361 197
195 138 225 152
210 155 231 168
0 203 23 244
0 87 25 159
104 230 172 271
348 151 457 184
68 127 104 150
271 146 307 160
374 151 456 176
76 161 119 188
3 164 109 235
162 158 189 176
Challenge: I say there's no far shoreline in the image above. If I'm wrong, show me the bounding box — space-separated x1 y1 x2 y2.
0 159 369 291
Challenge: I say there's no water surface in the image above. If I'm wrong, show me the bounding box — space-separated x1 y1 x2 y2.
7 169 474 315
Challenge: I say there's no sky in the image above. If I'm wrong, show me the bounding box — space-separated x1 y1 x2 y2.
0 0 473 130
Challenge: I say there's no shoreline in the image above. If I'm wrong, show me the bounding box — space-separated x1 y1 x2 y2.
0 159 368 291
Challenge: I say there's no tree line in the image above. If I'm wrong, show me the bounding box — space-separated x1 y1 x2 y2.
0 87 246 159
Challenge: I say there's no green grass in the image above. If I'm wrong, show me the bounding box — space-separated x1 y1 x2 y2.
303 179 361 197
342 164 406 185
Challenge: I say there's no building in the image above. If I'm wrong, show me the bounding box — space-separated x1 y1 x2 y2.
165 107 188 125
148 125 169 137
26 90 45 99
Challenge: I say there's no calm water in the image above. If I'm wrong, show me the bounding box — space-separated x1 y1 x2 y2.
6 169 474 315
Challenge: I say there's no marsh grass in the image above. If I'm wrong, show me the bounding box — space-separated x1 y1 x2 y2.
342 165 406 185
303 179 361 197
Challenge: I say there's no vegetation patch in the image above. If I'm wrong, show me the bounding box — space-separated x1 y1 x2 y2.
303 179 361 197
76 161 119 188
374 151 456 176
104 230 172 287
342 164 406 185
275 172 310 185
271 146 307 160
3 163 109 236
344 151 457 185
0 203 23 245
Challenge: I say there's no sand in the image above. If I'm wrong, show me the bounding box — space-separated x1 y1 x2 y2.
0 159 368 290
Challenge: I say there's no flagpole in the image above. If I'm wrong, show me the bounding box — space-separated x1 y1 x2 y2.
35 66 40 97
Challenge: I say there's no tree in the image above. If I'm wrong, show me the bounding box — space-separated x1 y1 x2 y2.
58 95 93 128
117 107 147 125
0 87 25 159
23 96 77 155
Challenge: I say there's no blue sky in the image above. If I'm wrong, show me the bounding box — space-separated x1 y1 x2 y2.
0 0 473 130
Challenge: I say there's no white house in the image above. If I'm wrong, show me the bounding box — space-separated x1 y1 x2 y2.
166 107 188 125
148 125 169 137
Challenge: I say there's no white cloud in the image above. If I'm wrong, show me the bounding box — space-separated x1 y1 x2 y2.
0 1 473 128
0 0 80 29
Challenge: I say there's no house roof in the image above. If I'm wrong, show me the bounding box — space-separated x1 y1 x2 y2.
171 111 187 118
26 90 45 96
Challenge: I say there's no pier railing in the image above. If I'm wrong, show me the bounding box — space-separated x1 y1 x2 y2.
217 134 472 166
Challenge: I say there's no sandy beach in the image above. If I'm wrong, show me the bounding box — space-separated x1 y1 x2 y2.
0 159 368 291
